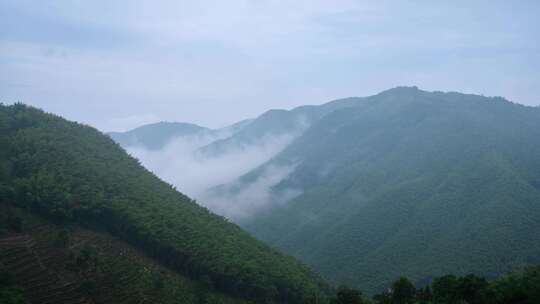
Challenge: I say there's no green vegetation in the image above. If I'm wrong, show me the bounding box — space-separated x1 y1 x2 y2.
329 266 540 304
0 271 26 304
0 103 328 303
199 97 362 157
0 206 248 304
241 87 540 294
330 286 365 304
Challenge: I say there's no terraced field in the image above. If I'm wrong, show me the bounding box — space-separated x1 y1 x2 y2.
0 233 92 304
0 205 249 304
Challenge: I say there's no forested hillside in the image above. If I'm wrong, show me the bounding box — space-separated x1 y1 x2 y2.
0 103 328 303
0 205 249 304
240 87 540 294
198 97 363 157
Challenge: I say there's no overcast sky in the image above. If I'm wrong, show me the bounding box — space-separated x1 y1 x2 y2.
1 0 539 131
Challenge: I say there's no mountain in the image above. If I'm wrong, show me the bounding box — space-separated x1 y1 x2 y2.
108 121 214 150
0 104 329 303
108 119 256 151
198 97 363 157
219 118 255 135
106 97 365 220
236 87 540 294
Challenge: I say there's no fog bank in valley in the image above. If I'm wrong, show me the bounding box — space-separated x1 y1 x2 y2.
127 131 301 220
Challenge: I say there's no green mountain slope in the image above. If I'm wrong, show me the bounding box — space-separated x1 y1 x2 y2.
198 97 363 157
240 87 540 294
0 205 248 304
0 103 328 303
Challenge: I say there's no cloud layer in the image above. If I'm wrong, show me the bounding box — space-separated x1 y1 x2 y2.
200 164 301 220
126 130 300 219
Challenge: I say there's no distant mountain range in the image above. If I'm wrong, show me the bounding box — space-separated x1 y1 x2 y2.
110 87 540 295
107 96 363 154
108 122 219 150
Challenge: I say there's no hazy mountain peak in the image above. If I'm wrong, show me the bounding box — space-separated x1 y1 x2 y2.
379 85 421 95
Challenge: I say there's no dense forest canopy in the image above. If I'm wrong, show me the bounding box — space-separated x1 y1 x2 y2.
0 204 254 304
237 87 540 294
332 267 540 304
0 103 328 304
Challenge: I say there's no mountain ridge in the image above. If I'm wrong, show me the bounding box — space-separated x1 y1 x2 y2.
235 87 540 294
108 121 214 150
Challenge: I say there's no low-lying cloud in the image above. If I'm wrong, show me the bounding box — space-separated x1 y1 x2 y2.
200 164 302 221
126 131 301 220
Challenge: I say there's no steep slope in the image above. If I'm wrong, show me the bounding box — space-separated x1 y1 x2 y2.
0 104 328 303
240 87 540 294
0 205 246 304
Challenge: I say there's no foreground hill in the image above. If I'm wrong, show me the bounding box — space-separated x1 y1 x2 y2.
239 87 540 294
0 103 328 303
0 205 249 304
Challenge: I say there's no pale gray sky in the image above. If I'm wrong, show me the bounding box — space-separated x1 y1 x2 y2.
1 0 539 131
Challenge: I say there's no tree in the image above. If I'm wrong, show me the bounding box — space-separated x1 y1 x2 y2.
69 244 99 273
151 272 165 290
521 267 540 304
331 286 364 304
54 229 70 248
432 275 458 304
489 266 540 304
373 290 392 304
391 277 415 304
456 274 488 304
0 271 26 304
6 213 23 233
415 285 432 304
